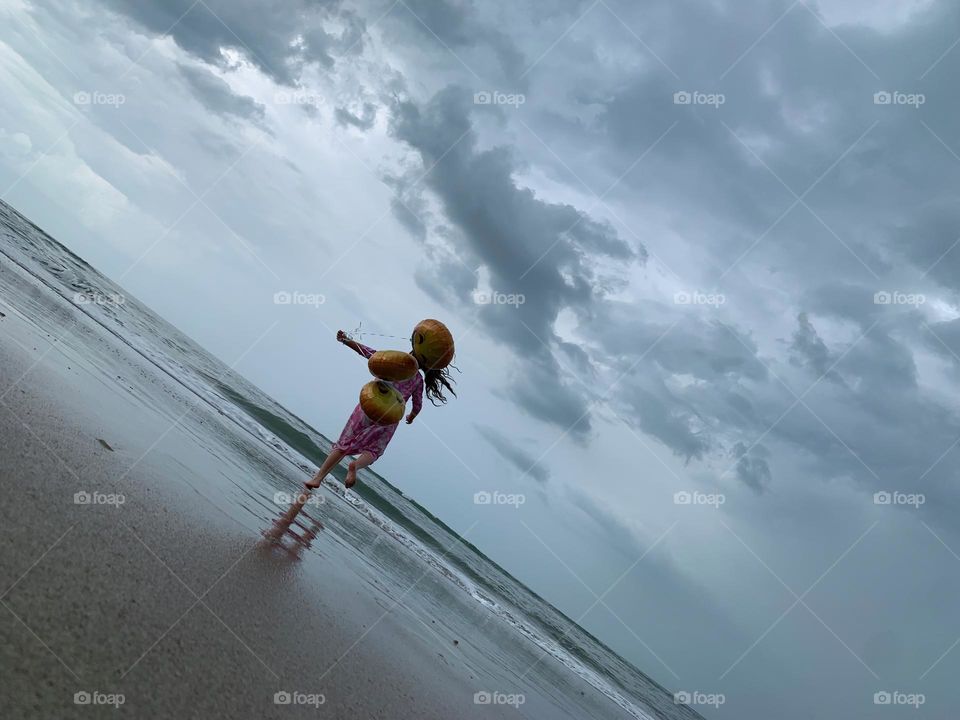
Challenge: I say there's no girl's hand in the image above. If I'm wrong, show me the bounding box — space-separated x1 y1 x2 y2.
336 330 347 343
405 413 417 425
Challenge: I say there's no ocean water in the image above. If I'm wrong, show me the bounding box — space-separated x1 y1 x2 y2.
0 199 704 720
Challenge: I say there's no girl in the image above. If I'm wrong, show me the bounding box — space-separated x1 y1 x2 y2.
305 329 455 490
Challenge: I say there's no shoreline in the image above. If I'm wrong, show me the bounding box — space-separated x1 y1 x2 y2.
0 259 639 719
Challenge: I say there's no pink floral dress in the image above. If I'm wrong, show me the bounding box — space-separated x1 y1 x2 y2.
332 344 424 461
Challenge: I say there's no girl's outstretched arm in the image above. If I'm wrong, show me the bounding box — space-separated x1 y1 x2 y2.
337 330 375 358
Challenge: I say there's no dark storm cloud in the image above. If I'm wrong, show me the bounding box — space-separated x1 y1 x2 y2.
390 86 639 438
102 0 362 84
335 103 378 130
378 0 960 526
474 423 549 483
924 318 960 364
503 356 593 442
575 300 772 463
592 302 765 383
789 312 842 383
538 0 960 295
802 282 883 324
894 205 960 292
178 64 265 121
730 441 772 493
412 244 478 305
388 0 527 84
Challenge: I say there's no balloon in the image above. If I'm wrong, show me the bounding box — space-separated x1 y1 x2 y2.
411 319 454 370
359 380 405 425
368 350 418 382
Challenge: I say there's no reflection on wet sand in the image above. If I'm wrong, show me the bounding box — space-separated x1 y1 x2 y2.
263 491 324 560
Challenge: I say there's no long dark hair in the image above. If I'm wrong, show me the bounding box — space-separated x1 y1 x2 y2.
423 365 457 405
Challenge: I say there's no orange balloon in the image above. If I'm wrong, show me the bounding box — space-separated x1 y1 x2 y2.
411 319 454 370
359 380 405 425
368 350 418 382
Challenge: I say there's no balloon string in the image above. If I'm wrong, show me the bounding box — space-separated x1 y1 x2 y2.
346 322 407 344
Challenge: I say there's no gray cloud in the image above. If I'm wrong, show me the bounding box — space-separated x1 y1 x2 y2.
789 312 842 384
178 64 265 121
390 86 639 438
102 0 361 84
335 102 377 130
730 441 772 493
385 0 527 85
474 423 549 482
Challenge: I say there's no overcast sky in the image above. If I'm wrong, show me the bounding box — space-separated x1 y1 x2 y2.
3 0 960 717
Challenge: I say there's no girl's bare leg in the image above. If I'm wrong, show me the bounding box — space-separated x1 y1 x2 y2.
344 452 375 489
305 448 346 489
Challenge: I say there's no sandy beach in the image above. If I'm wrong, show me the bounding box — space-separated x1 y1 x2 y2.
0 240 641 719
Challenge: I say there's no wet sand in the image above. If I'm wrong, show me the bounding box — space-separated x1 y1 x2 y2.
0 274 633 718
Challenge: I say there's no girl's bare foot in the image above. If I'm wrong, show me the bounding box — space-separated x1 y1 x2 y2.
305 478 321 490
345 461 358 489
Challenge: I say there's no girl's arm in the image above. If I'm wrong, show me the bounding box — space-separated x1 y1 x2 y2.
406 375 424 424
337 330 375 358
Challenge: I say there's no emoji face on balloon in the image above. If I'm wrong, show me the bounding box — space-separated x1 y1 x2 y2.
359 380 406 425
411 319 454 370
